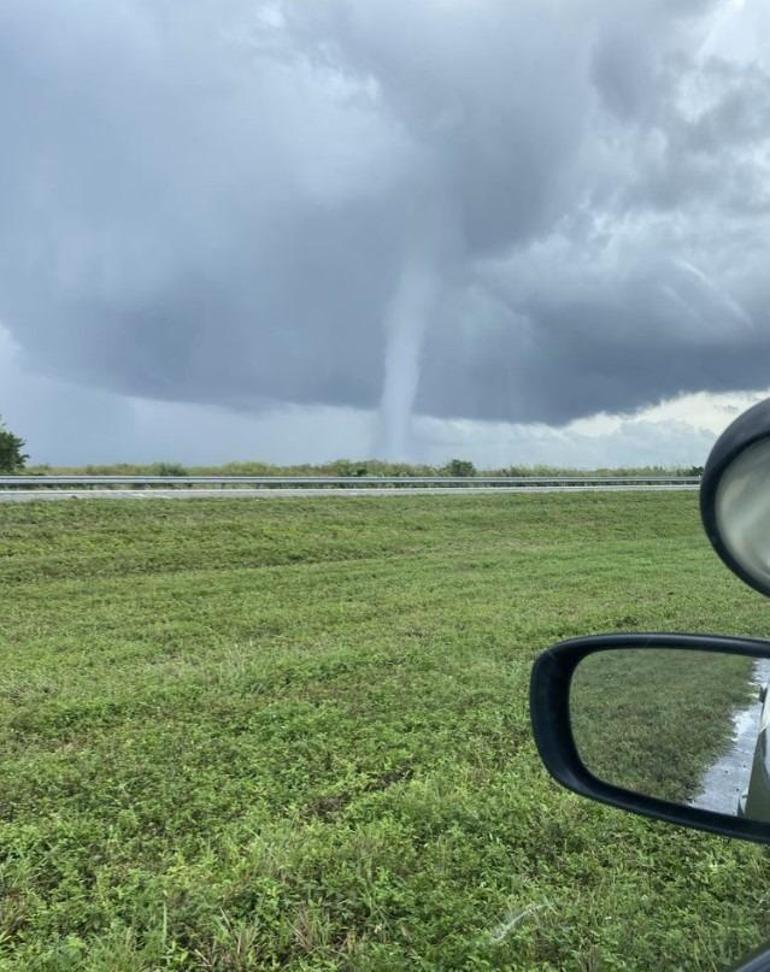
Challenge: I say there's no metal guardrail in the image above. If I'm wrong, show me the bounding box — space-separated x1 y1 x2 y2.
0 475 701 490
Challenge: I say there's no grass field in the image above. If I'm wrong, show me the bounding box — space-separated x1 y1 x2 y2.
571 648 755 804
2 492 770 970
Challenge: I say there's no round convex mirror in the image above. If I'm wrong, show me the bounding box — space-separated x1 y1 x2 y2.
715 439 770 594
702 398 770 596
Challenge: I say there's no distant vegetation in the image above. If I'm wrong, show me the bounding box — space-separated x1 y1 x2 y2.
0 415 27 472
21 458 705 477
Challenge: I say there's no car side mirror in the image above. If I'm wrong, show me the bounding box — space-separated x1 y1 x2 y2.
701 397 770 598
530 632 770 844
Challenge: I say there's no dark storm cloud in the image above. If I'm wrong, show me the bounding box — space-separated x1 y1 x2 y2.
1 0 768 427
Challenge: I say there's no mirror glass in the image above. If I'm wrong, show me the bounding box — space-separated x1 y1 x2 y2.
715 437 770 593
571 648 770 822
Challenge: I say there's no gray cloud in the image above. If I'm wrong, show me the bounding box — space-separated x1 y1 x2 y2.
1 0 769 454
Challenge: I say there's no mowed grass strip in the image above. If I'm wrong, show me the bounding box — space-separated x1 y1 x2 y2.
1 493 770 971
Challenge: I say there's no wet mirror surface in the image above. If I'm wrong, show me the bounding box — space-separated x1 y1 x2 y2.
571 648 770 822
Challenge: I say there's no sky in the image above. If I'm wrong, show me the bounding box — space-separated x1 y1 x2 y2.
1 0 770 468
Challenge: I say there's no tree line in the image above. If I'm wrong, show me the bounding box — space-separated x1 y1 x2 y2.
0 416 703 478
0 416 27 472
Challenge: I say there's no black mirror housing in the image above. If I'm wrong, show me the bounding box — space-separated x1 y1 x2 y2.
530 632 770 844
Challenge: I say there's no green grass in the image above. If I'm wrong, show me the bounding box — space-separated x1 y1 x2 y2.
1 492 770 970
571 648 754 803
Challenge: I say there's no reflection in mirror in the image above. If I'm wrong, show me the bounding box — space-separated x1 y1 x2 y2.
715 437 770 595
570 648 770 823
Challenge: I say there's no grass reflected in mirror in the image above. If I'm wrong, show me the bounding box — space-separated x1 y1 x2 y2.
571 648 754 804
